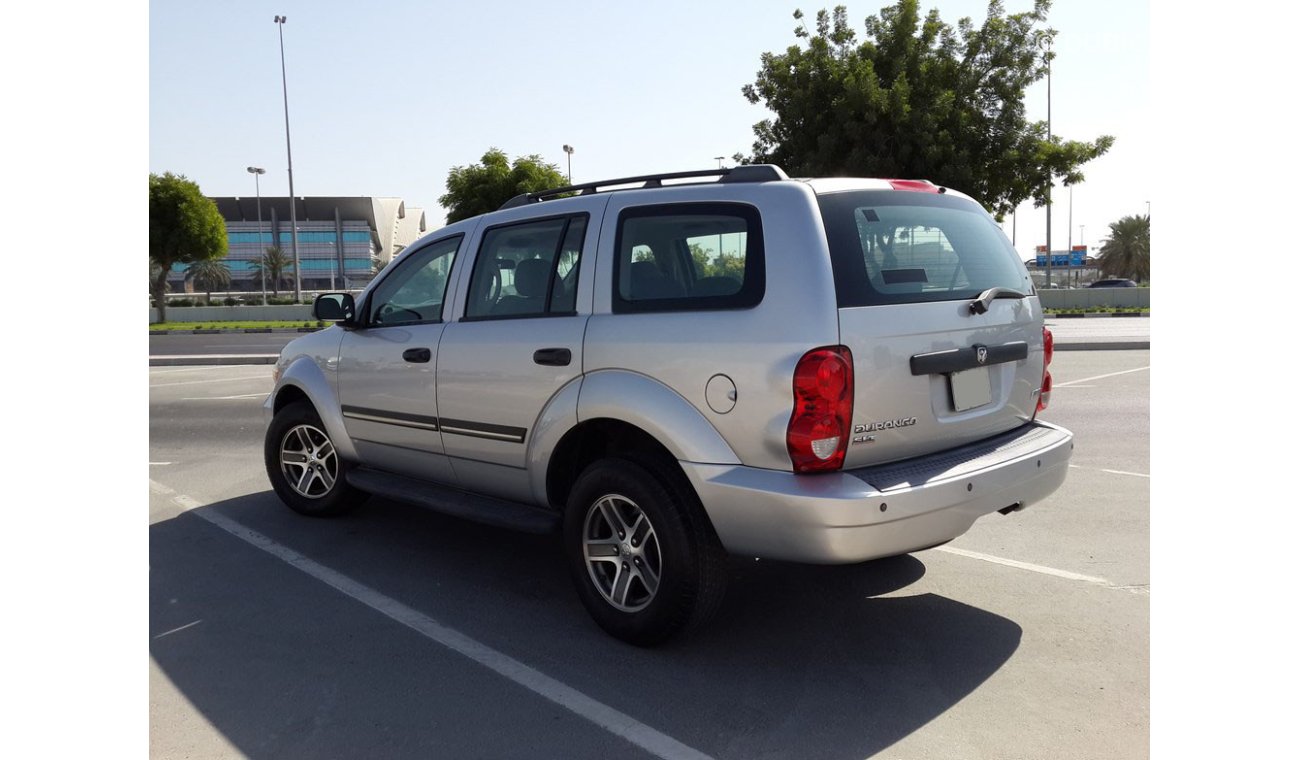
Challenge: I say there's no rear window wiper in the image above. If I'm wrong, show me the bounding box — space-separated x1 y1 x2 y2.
969 287 1026 315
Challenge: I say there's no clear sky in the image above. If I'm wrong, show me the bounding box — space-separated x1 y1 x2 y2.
149 0 1148 257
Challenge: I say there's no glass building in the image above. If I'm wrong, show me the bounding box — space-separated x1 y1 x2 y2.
170 196 429 295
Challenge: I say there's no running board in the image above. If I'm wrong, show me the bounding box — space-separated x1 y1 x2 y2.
346 467 559 535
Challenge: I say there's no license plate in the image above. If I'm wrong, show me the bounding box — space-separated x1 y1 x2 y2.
950 367 992 411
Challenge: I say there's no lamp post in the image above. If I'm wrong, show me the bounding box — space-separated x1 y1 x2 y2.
274 15 302 302
562 144 574 183
1039 32 1053 288
247 166 267 306
714 156 725 169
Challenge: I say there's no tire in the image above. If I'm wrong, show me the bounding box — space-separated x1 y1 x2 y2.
563 456 728 646
264 399 360 517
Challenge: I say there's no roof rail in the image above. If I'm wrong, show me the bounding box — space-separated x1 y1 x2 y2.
498 164 789 211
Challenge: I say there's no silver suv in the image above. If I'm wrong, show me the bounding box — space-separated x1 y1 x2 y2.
264 165 1072 645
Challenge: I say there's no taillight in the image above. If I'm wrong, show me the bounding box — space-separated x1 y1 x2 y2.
1036 327 1054 415
788 346 854 473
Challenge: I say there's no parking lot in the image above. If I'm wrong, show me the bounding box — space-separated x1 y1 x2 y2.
149 350 1149 759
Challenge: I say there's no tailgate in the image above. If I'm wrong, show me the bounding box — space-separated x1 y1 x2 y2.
815 186 1044 469
838 300 1044 468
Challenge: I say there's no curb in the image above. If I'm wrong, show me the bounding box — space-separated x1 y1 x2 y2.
1046 312 1150 319
150 355 279 366
1055 341 1149 352
149 327 323 335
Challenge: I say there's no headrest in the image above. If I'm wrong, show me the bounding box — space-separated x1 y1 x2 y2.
514 258 551 298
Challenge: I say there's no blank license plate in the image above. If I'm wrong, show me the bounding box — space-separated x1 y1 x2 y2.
950 367 992 411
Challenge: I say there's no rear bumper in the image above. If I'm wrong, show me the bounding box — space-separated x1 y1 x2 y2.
680 421 1073 564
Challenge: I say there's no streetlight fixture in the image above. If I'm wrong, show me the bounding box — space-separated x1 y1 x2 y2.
274 15 302 302
1039 32 1054 288
247 166 267 306
714 156 725 169
562 144 574 183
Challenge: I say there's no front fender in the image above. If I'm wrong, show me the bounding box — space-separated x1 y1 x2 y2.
266 352 358 463
577 370 741 466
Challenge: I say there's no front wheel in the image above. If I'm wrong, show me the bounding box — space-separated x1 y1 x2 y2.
563 457 728 646
264 399 360 516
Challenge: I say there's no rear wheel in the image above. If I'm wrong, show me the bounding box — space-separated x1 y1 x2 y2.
264 400 360 516
563 457 727 646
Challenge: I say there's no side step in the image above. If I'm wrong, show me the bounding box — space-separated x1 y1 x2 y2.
346 467 560 535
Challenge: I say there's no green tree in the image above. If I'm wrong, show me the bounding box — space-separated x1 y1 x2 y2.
149 172 228 321
250 246 296 297
738 1 1114 219
1096 215 1149 283
185 259 232 305
439 148 568 224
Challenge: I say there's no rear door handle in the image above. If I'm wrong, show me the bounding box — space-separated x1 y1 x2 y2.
533 348 572 367
403 348 432 363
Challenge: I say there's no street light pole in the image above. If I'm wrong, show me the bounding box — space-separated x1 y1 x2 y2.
562 144 574 183
247 166 267 306
714 156 725 169
1040 33 1053 289
274 15 302 302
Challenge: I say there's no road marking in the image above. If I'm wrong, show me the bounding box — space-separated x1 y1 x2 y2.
149 366 241 375
150 375 269 388
935 546 1148 594
1054 365 1149 388
181 393 268 401
1101 468 1149 478
154 620 202 639
1069 464 1150 479
150 462 173 466
148 480 714 760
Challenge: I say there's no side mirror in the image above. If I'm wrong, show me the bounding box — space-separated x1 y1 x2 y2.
313 293 356 324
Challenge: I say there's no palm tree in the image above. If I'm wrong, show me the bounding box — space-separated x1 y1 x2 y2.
249 246 296 297
1096 215 1150 283
185 259 232 305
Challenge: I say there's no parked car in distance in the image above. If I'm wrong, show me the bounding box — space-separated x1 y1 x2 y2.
1088 278 1138 288
264 165 1073 645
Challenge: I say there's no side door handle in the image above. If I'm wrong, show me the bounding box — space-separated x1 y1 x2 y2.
403 348 432 363
533 348 572 367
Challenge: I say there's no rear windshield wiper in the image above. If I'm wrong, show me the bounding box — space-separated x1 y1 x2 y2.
969 287 1027 315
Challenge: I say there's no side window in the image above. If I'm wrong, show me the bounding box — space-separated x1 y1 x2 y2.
367 235 461 326
465 214 588 319
613 203 764 313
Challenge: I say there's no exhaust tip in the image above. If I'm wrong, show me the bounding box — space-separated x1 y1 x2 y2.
997 503 1024 516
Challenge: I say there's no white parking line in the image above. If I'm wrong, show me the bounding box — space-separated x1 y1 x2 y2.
181 393 268 401
154 620 203 639
1069 464 1150 479
935 546 1149 594
149 480 714 760
1054 366 1149 388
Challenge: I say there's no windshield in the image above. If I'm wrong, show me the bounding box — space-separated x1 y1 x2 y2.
817 190 1030 307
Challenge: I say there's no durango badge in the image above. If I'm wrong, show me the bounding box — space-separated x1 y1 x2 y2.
856 417 919 434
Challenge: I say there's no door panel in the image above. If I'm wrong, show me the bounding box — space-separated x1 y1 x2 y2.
436 203 605 497
335 234 464 483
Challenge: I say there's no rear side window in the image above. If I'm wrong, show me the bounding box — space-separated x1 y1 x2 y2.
464 214 588 320
613 203 764 313
818 191 1030 307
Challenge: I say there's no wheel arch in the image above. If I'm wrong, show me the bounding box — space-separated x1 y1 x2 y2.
269 355 358 463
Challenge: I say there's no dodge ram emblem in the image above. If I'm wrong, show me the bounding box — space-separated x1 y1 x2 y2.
976 346 988 365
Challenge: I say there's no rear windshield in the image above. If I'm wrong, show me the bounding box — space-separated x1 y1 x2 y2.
817 190 1030 307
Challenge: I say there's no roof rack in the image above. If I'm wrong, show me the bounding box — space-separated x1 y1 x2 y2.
498 164 790 211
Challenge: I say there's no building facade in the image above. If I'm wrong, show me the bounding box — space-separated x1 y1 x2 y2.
169 196 429 295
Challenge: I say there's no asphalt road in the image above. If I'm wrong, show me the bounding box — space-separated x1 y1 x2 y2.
149 350 1150 759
